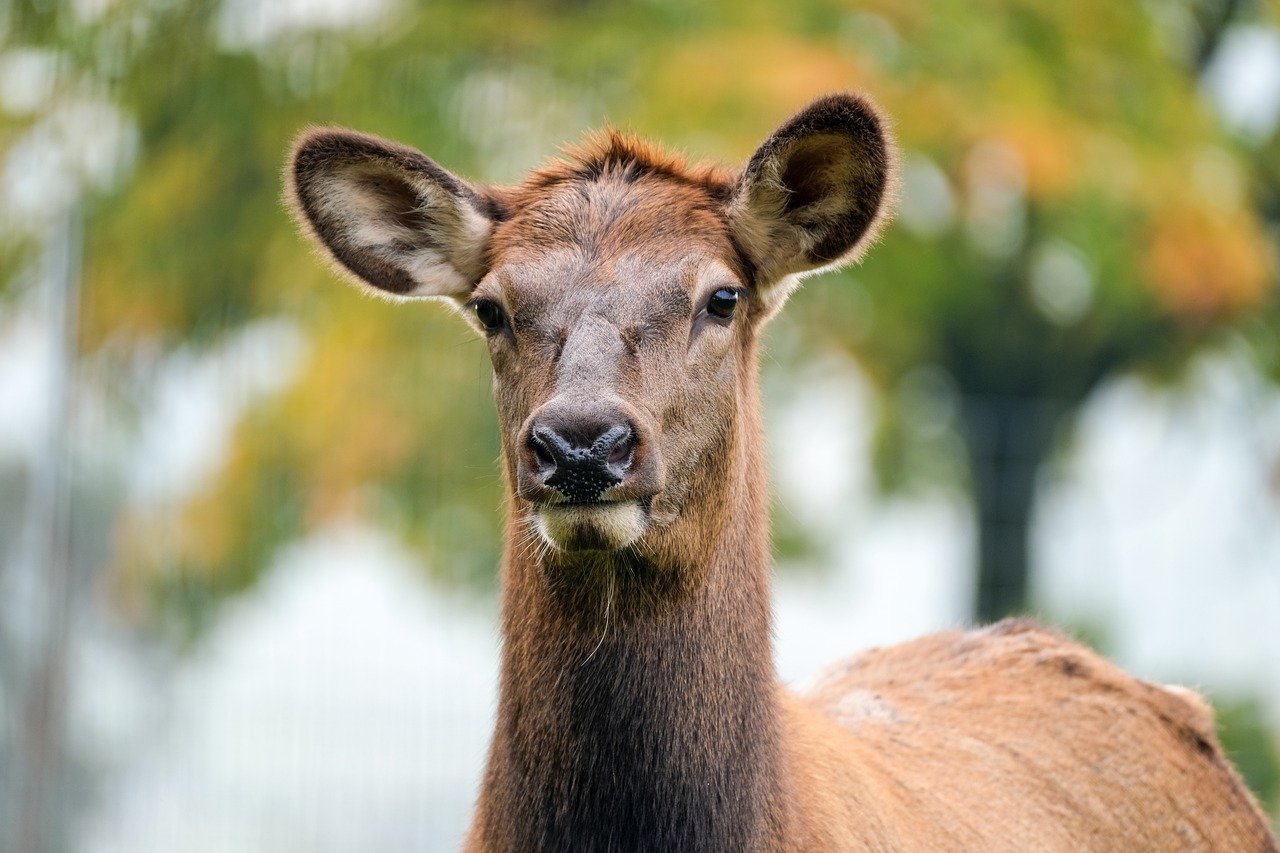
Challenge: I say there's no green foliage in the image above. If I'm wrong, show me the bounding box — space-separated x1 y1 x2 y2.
2 1 1276 633
1214 696 1280 825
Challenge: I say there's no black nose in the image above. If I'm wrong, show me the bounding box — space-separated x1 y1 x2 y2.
528 418 636 503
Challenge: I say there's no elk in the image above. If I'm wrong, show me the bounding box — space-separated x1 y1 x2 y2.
286 94 1276 851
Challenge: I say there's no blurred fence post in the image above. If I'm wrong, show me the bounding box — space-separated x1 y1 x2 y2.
3 204 82 853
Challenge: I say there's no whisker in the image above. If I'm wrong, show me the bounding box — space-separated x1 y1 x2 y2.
581 567 614 667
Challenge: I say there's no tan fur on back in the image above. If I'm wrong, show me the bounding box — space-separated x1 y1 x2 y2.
786 619 1275 850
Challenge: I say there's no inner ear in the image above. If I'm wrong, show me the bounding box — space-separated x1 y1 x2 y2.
287 128 498 302
353 167 435 233
729 93 895 301
780 134 849 213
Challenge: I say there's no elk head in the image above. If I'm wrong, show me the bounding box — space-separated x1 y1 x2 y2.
287 94 893 563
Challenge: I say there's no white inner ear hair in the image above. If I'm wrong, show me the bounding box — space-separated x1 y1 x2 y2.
312 165 491 299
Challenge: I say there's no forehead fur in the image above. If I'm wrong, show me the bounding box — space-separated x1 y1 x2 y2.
521 128 734 197
491 129 742 266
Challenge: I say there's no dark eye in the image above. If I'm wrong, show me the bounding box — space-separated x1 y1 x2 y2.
473 299 505 332
707 288 739 320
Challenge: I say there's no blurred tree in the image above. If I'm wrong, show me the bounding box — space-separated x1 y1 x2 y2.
843 1 1275 620
2 0 1276 633
762 0 1279 621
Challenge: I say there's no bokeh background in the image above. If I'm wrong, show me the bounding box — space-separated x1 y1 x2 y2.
2 0 1279 849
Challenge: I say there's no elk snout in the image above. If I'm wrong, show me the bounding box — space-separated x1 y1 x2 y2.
530 421 634 502
517 402 662 506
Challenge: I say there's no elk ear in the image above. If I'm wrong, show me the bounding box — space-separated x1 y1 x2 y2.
729 94 895 309
286 128 496 302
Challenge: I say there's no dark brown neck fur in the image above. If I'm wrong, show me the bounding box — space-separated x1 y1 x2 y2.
472 352 792 851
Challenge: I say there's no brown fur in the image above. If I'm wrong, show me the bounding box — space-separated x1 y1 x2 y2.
513 127 736 199
286 94 1276 851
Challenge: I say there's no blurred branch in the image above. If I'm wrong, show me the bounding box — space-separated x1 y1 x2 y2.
1191 0 1250 74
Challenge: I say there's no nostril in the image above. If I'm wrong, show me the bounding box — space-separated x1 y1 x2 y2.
531 438 555 472
606 432 634 467
592 424 635 472
528 426 561 474
535 446 554 472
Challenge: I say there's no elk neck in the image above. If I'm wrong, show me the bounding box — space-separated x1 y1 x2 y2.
474 349 795 850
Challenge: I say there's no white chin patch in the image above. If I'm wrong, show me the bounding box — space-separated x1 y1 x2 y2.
536 502 646 552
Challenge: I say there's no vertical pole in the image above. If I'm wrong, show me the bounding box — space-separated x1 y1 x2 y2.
8 204 82 853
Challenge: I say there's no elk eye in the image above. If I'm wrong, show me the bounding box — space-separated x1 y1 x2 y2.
707 288 739 320
473 299 505 332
